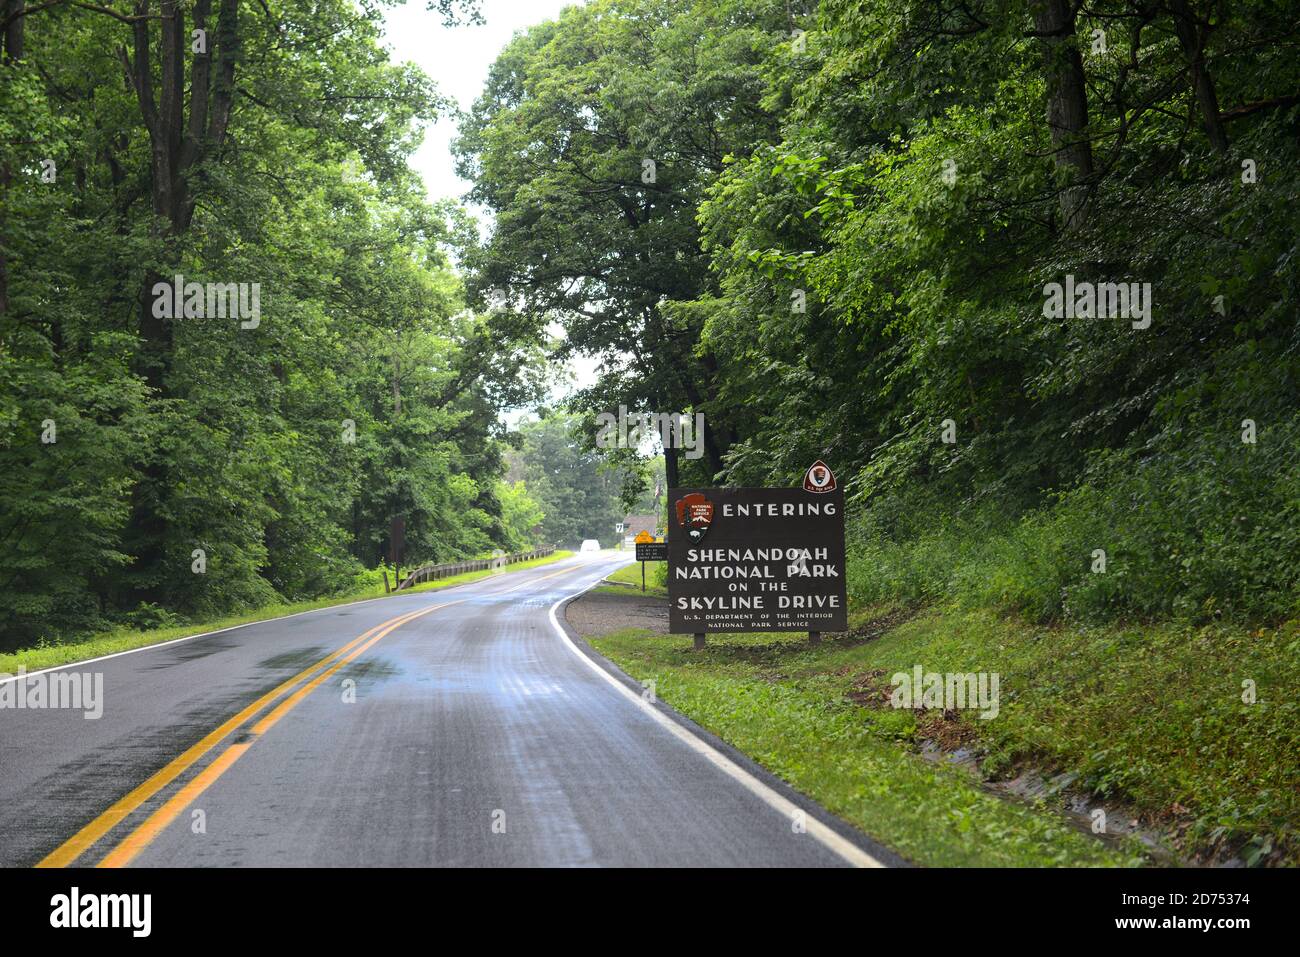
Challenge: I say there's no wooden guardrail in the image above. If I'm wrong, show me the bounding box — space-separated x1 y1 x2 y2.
392 546 556 592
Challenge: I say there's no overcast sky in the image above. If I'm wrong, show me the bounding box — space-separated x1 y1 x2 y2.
382 0 580 206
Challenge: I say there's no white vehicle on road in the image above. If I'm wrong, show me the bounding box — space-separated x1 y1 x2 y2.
580 539 601 553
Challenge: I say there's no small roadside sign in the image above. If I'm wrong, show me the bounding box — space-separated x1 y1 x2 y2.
635 542 667 562
634 535 666 593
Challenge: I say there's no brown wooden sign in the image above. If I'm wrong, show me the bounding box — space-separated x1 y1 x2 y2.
667 486 848 634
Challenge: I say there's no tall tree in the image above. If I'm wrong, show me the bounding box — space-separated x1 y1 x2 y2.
455 0 791 487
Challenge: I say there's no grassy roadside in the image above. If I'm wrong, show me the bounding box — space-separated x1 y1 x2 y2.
837 605 1299 865
0 550 574 674
586 602 1298 866
590 620 1140 867
594 558 668 597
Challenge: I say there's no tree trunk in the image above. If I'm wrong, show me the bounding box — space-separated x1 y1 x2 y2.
2 0 22 61
1168 0 1228 153
389 516 405 569
389 346 404 568
1032 0 1093 230
119 0 241 603
1 0 22 318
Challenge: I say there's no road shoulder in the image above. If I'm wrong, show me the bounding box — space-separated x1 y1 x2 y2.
556 580 908 869
564 582 1145 868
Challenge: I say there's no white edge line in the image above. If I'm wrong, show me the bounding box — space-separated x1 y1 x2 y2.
0 553 584 686
547 572 885 869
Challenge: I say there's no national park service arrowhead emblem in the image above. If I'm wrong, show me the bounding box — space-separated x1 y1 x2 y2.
675 492 714 544
802 460 836 494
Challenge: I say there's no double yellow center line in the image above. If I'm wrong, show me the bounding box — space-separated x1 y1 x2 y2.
38 560 581 868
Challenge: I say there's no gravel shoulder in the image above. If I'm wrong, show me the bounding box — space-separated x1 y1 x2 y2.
565 583 668 637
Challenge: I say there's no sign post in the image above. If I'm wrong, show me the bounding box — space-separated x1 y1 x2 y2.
633 530 662 592
668 463 846 647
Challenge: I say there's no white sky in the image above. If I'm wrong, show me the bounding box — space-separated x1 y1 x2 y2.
381 0 601 400
382 0 580 206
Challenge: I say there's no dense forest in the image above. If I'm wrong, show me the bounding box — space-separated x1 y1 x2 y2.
457 0 1299 626
506 414 663 548
0 0 557 647
2 0 1297 651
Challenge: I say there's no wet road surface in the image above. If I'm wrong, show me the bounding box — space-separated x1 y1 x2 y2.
0 554 891 867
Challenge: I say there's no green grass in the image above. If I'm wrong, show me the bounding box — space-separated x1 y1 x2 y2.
838 605 1300 865
589 602 1299 866
598 559 668 597
0 550 573 674
589 621 1144 867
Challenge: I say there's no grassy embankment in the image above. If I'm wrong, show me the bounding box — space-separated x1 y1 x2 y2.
586 538 1297 866
0 550 574 674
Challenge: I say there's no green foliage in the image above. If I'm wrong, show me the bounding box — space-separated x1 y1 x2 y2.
848 415 1300 625
0 4 541 649
507 414 629 548
460 0 1298 626
454 0 793 483
496 480 546 552
465 1 1298 863
687 0 1298 626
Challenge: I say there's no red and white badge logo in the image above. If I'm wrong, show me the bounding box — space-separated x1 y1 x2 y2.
802 460 836 494
675 492 715 543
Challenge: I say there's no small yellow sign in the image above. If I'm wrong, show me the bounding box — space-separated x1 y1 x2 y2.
634 530 655 544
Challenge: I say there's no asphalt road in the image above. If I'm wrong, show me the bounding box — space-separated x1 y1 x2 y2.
0 554 892 867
